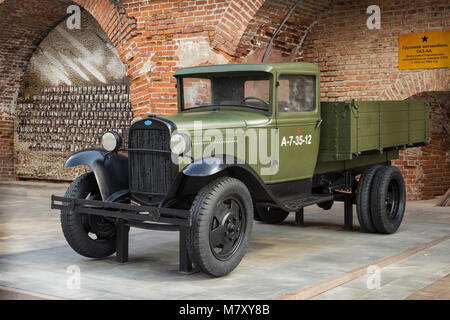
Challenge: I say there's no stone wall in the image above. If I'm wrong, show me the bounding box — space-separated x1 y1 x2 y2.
15 84 132 180
14 8 132 181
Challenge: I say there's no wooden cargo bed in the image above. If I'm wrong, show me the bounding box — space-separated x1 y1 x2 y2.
318 100 430 162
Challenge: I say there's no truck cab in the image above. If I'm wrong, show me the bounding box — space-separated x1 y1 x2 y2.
169 62 321 184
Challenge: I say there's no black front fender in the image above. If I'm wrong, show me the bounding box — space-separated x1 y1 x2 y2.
177 155 275 205
182 155 247 177
65 149 128 201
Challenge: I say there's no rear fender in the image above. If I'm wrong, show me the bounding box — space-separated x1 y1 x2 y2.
65 149 128 201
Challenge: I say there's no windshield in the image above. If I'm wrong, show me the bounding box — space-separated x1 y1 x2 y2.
181 74 271 111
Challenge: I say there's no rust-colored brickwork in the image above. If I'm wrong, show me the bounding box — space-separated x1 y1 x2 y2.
295 0 450 101
234 0 333 61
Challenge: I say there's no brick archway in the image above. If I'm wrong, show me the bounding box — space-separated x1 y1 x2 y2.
378 69 450 101
72 0 137 62
229 0 334 62
210 0 265 58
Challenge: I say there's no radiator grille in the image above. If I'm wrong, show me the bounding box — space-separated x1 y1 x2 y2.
129 128 175 197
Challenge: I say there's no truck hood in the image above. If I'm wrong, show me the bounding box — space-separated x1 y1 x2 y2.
163 109 271 131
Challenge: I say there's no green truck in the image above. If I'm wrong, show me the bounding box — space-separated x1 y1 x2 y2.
51 62 429 276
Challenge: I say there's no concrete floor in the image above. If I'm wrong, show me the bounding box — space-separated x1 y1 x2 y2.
0 181 449 300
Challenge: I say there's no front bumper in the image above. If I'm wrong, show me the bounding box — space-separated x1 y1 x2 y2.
51 195 191 228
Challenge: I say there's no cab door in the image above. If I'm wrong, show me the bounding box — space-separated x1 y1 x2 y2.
270 73 321 183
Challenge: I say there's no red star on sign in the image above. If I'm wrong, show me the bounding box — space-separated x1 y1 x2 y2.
297 129 301 134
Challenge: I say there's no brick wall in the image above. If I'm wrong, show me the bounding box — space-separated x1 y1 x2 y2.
120 0 258 116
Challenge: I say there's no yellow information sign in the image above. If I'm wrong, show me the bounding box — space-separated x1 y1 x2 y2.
399 30 450 70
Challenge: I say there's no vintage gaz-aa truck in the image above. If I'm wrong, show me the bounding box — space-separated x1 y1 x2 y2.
51 63 429 276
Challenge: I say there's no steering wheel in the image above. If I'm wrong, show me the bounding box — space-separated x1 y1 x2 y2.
240 97 269 106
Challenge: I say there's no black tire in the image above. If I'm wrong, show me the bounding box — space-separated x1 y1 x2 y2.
61 172 116 258
370 166 406 234
317 200 333 210
255 206 289 224
356 165 382 233
187 177 253 277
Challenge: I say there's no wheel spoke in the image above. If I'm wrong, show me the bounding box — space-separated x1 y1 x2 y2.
208 193 247 261
221 239 234 254
230 200 240 216
210 225 225 248
215 201 230 222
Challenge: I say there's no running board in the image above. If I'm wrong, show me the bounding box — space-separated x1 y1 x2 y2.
257 193 354 230
280 194 334 212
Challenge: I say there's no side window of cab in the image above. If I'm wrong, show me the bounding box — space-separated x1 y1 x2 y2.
278 75 316 113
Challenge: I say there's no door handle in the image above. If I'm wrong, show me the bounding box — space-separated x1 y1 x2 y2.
315 119 323 129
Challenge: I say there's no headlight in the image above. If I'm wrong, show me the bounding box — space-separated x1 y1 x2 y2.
170 133 191 155
102 131 122 152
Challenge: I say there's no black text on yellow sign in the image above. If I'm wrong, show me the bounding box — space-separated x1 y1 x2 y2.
399 30 450 70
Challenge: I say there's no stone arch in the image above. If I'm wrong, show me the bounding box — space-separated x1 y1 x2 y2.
378 69 450 101
0 0 137 123
0 0 137 180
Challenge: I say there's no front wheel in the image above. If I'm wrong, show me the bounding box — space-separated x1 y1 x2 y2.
61 172 116 258
187 177 253 277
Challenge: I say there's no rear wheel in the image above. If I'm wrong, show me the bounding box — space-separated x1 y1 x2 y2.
61 172 116 258
356 165 383 233
187 177 253 277
370 166 406 234
255 206 289 224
